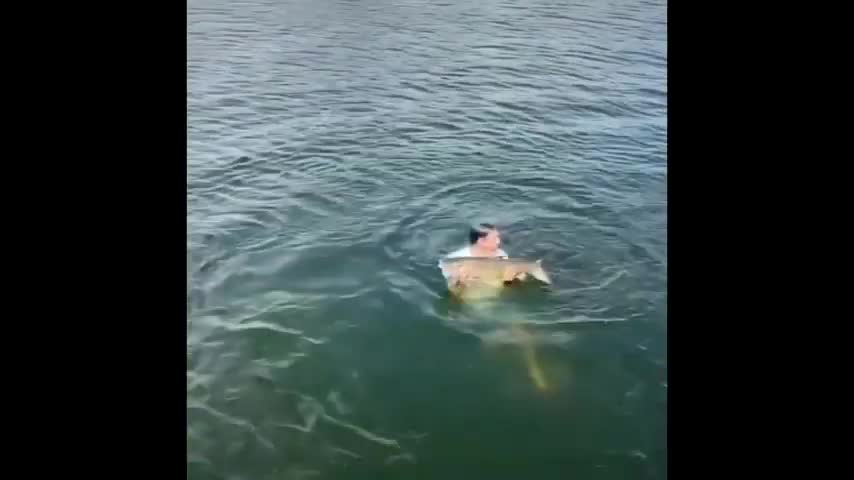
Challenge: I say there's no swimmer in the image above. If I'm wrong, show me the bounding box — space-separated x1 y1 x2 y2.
439 223 530 294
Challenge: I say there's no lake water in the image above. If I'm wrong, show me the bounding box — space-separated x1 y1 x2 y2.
188 0 667 478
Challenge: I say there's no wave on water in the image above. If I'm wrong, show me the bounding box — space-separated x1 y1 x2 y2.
188 0 667 477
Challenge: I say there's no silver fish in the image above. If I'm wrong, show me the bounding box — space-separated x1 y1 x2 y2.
439 257 552 287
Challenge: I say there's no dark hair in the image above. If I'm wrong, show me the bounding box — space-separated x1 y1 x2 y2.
469 223 497 244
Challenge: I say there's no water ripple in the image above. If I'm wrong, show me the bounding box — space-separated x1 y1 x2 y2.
189 0 666 477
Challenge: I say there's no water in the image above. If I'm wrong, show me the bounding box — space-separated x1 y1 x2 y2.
188 0 666 478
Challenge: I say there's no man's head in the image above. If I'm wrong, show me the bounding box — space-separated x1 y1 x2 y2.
469 223 501 252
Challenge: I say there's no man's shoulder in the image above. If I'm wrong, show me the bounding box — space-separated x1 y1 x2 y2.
444 246 472 259
442 246 509 259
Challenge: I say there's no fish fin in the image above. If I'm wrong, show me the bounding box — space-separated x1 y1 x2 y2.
530 263 552 284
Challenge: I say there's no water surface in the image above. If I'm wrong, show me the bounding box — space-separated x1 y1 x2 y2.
188 0 667 478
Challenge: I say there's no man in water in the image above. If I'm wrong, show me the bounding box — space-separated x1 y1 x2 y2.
440 223 527 287
440 225 550 390
445 223 508 260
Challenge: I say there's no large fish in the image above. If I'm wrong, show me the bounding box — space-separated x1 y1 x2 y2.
439 257 552 288
439 257 554 391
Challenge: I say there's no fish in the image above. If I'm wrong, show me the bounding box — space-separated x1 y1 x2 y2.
437 257 555 392
439 257 552 288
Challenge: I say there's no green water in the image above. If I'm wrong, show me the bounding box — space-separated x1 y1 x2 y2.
188 0 666 478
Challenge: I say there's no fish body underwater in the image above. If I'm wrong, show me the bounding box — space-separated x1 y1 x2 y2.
511 323 550 392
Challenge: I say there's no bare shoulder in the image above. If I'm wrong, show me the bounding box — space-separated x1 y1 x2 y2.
444 246 471 259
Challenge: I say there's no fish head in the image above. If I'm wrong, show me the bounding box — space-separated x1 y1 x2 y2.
439 260 461 278
440 259 477 279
